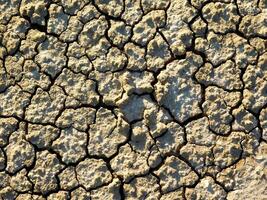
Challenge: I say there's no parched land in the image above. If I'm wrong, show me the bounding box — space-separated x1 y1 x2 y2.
0 0 266 199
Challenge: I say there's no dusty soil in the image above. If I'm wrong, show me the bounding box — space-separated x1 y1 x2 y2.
0 0 266 199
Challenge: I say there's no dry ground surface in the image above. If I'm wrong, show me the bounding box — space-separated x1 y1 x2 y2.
0 0 266 199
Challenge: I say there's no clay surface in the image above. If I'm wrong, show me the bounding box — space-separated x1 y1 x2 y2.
0 0 266 199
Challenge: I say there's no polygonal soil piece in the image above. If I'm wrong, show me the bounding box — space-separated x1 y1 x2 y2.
195 61 243 90
90 71 124 106
27 124 60 149
58 0 87 15
88 108 129 158
90 178 121 200
25 86 66 124
58 166 79 191
95 0 124 17
186 117 217 147
118 94 155 123
92 47 127 72
148 145 163 169
10 169 32 192
68 56 93 75
0 148 5 170
122 0 143 26
195 32 257 68
155 52 203 123
195 32 235 66
4 52 24 82
0 85 31 118
203 86 241 135
160 0 197 55
202 2 240 34
78 16 108 48
76 158 112 190
20 29 46 59
0 171 10 189
132 10 166 46
52 127 87 164
156 122 185 156
217 144 267 198
0 0 20 24
143 105 172 138
249 37 266 55
19 0 49 26
77 3 100 24
240 128 261 157
191 17 207 37
16 194 45 200
260 107 267 141
47 4 69 35
130 121 162 169
0 186 17 200
185 176 227 199
182 117 217 175
180 144 214 176
141 0 170 13
2 16 30 54
122 71 155 95
130 121 154 154
35 36 67 78
18 60 50 94
108 20 131 47
154 155 199 193
110 144 150 182
5 130 35 174
0 117 18 147
55 68 99 107
237 0 261 16
87 37 110 61
242 54 267 113
231 34 258 69
213 132 245 169
146 33 172 72
123 174 160 199
232 105 258 133
0 60 13 92
67 41 86 58
56 107 96 132
160 189 184 200
71 187 90 200
47 191 70 200
124 42 147 71
239 13 267 37
28 150 64 195
60 16 83 43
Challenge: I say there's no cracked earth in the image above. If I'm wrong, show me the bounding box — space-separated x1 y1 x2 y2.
0 0 266 199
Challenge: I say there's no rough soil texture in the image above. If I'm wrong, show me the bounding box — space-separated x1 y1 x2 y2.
0 0 266 199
